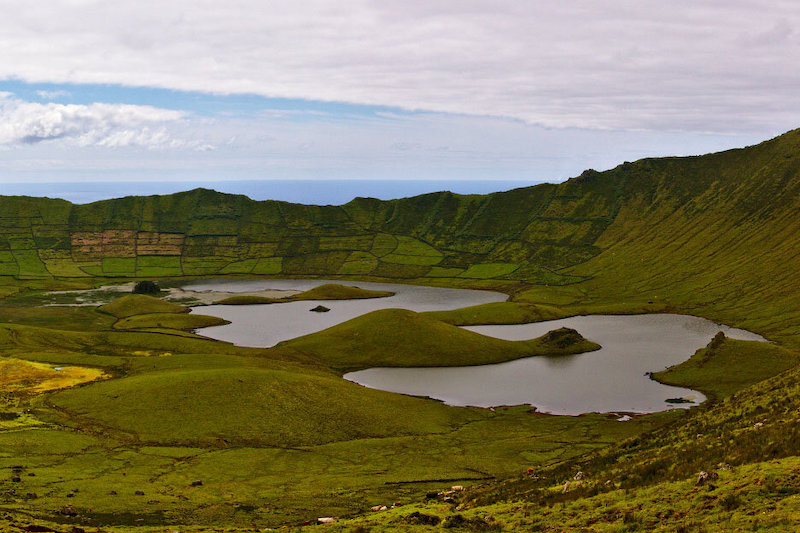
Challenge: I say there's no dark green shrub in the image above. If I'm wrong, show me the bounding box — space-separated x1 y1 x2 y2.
133 280 160 295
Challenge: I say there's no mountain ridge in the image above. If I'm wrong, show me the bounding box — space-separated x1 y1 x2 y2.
2 128 800 344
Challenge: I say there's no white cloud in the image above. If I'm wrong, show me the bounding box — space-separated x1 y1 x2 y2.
36 89 71 100
1 1 799 133
0 97 201 149
0 102 764 185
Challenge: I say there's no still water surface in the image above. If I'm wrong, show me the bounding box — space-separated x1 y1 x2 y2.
189 279 767 414
186 278 507 346
347 314 766 414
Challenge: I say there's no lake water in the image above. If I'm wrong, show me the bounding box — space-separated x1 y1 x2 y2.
190 279 767 414
346 314 766 414
186 278 507 346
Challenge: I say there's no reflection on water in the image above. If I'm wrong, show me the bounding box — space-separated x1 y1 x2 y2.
540 353 581 368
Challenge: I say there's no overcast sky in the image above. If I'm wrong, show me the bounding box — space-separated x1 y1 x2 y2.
1 0 798 185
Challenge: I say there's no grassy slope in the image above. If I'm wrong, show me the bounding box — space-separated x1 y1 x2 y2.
44 363 476 448
283 308 599 371
5 129 800 529
423 301 568 325
0 316 660 528
289 283 394 300
317 456 800 532
317 336 800 532
550 129 800 346
98 294 188 318
113 312 229 330
0 164 617 286
653 334 800 399
215 282 393 304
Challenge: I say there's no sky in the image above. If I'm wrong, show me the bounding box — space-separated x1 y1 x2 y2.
1 0 799 186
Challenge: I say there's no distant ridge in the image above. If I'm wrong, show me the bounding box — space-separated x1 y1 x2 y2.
2 128 800 343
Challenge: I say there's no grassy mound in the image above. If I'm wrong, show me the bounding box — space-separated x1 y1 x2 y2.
424 301 566 326
653 333 800 399
98 294 188 318
283 308 599 371
295 283 394 300
113 312 230 331
46 364 475 448
215 283 394 304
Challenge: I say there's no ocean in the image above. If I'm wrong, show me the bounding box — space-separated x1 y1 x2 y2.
0 179 542 205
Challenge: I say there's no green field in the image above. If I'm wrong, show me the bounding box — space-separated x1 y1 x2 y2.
3 129 800 530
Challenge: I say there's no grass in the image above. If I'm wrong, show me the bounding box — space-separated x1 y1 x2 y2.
316 455 800 532
5 130 800 530
98 294 189 318
0 304 115 331
653 334 800 399
44 364 478 448
423 301 567 326
214 283 394 305
0 357 107 395
459 262 519 278
113 312 230 330
283 308 599 372
0 407 663 530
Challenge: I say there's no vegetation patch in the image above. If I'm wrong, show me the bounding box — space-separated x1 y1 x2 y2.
337 251 379 274
459 262 519 279
135 255 183 277
424 302 566 326
98 294 189 318
251 256 283 274
653 333 800 399
5 131 800 530
284 309 599 372
113 312 230 331
293 283 394 300
0 357 106 395
214 283 393 304
45 365 476 448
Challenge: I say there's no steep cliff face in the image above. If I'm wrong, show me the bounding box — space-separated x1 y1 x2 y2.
0 170 622 284
566 129 800 344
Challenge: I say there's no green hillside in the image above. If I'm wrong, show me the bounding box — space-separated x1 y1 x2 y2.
0 165 616 285
3 129 800 531
4 130 800 344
